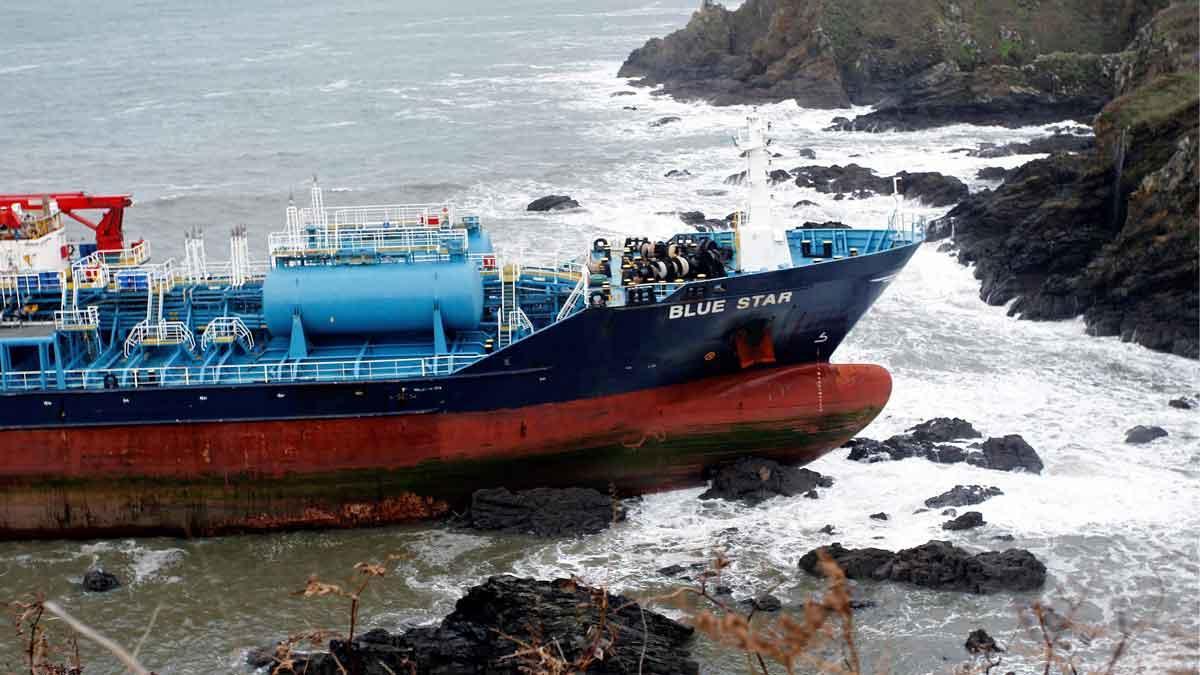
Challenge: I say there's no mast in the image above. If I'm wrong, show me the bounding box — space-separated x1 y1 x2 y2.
733 111 792 271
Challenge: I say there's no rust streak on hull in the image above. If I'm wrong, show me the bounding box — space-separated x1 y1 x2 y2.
0 363 891 539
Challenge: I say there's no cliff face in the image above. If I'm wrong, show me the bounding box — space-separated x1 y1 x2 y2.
930 3 1199 358
619 0 1167 110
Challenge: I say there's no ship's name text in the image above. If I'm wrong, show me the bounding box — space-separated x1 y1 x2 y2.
667 292 792 320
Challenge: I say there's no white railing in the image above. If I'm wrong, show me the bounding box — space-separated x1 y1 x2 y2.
54 306 100 331
301 203 455 229
87 241 151 268
123 320 196 357
268 225 468 260
0 353 486 391
887 212 927 244
200 316 254 351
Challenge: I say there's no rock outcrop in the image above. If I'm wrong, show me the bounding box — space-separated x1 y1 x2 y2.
925 485 1003 509
942 511 986 531
468 488 623 537
792 165 967 206
255 576 698 674
700 456 833 504
1125 425 1169 443
619 0 1159 117
846 432 1043 474
799 541 1046 594
527 195 580 212
928 3 1198 358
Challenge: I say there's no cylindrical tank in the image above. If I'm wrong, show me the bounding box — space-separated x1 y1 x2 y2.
263 262 483 336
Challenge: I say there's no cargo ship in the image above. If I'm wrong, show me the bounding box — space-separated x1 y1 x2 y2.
0 115 923 539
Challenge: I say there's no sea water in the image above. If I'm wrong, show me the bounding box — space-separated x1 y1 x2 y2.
1 1 1197 673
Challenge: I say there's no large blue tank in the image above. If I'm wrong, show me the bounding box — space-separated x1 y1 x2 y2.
263 262 484 336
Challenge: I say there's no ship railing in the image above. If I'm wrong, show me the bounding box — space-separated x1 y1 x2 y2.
110 260 178 293
95 241 151 267
300 203 455 229
268 226 468 260
0 353 487 391
188 260 269 285
886 212 927 245
508 308 534 340
0 270 66 299
556 268 589 322
123 320 196 357
200 316 254 351
54 306 100 332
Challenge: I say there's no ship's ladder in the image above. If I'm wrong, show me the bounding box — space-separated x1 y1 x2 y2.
200 316 254 353
556 266 588 322
498 262 520 348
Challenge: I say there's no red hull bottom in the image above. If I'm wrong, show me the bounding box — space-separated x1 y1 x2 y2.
0 363 891 539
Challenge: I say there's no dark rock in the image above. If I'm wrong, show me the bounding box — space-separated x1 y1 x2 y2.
793 199 819 208
894 171 969 206
695 189 726 197
623 105 639 110
798 543 894 580
1125 425 1168 444
966 435 1044 474
869 512 889 521
965 628 1005 655
907 417 982 443
700 457 830 504
796 148 816 159
649 115 682 128
676 210 706 226
276 575 698 674
752 594 782 612
912 508 929 515
818 524 836 535
967 134 1095 158
826 56 1120 132
664 169 692 179
82 567 120 592
976 166 1014 181
803 489 819 499
724 171 747 186
942 511 986 531
469 487 623 537
802 541 1046 594
768 168 792 184
657 564 687 578
714 585 733 596
941 509 957 517
527 195 580 212
992 534 1015 542
1169 397 1195 410
925 485 1004 509
793 164 890 196
611 91 636 97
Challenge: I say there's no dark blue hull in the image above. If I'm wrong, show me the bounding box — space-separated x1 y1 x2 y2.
0 244 917 430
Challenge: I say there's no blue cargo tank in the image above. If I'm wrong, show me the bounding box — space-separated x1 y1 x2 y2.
263 261 484 336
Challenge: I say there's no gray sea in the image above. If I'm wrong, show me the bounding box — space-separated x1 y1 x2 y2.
2 1 1198 673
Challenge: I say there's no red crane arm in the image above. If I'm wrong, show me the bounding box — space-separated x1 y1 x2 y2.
0 193 132 250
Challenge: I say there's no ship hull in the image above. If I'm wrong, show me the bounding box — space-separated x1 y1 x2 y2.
0 362 889 539
0 243 918 539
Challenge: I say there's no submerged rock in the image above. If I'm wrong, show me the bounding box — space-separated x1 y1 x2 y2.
869 512 889 521
1125 425 1169 444
964 628 1004 655
262 575 698 674
942 511 986 531
967 134 1095 158
750 594 782 612
82 567 120 592
649 115 682 127
1169 397 1196 410
664 169 692 179
700 457 832 505
925 485 1003 509
469 487 623 537
799 541 1046 594
527 195 580 211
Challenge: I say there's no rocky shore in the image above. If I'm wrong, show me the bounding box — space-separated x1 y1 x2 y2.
620 2 1197 358
929 4 1198 357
